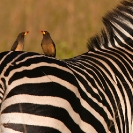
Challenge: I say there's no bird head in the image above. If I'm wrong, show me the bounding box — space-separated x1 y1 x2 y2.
17 31 29 39
11 31 29 51
24 31 29 36
41 30 49 35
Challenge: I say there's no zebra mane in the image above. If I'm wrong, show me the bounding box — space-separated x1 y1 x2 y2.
87 0 133 50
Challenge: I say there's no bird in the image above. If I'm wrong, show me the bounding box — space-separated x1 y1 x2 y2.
41 30 56 57
11 31 29 51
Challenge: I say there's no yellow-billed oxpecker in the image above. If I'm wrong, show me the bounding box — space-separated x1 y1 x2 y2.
41 30 56 57
11 31 29 51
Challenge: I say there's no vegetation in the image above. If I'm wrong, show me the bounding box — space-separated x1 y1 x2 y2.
0 0 121 59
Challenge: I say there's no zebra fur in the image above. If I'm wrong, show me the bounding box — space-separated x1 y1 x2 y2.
0 0 133 133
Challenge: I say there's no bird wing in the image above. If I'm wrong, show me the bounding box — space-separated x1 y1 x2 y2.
52 40 56 57
11 40 18 51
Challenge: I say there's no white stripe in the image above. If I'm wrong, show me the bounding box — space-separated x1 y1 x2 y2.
111 22 133 49
87 57 126 132
8 62 72 78
0 52 26 77
82 54 126 132
15 54 60 65
0 51 12 64
113 27 126 46
2 67 111 132
66 63 113 132
0 99 2 104
116 76 132 133
118 46 133 59
3 75 78 101
71 58 120 132
111 21 133 40
1 113 71 133
67 62 102 98
73 77 112 133
111 47 132 67
67 60 117 130
122 11 133 20
89 50 132 87
69 60 117 113
131 116 133 133
0 79 5 92
114 14 133 31
0 93 3 99
15 54 42 65
96 48 133 95
0 87 4 93
1 95 97 133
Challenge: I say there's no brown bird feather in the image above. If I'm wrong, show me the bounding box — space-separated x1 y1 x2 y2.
11 31 29 51
41 31 56 57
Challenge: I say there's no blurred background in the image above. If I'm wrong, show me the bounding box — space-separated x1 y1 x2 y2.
0 0 121 59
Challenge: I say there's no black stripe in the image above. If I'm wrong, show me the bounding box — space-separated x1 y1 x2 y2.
4 82 110 132
4 123 61 133
3 104 84 133
88 52 131 83
8 64 74 85
5 82 81 113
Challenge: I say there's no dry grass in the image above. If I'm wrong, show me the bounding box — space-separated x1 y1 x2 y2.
0 0 121 59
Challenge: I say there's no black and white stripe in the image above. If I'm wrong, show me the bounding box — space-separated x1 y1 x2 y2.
0 0 133 133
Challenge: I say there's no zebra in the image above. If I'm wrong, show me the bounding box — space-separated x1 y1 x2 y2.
0 0 133 133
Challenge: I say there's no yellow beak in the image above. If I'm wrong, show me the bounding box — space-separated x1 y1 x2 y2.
24 31 29 35
41 31 45 35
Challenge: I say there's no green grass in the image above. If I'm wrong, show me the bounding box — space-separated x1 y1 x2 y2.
0 0 121 59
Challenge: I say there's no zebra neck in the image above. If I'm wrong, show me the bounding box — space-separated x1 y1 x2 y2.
87 0 133 51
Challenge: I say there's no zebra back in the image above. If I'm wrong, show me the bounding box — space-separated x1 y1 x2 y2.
0 0 133 133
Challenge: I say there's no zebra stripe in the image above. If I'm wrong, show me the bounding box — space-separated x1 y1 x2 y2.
0 0 133 133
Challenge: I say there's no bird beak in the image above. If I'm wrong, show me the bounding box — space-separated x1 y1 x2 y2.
41 31 45 35
24 31 29 35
